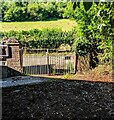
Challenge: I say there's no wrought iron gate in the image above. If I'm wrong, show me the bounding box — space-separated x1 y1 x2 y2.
22 48 75 75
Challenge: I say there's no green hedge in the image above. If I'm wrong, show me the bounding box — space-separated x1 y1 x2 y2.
1 29 75 49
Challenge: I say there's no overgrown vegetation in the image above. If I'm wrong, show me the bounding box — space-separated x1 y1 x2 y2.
1 1 114 79
1 28 75 48
70 1 114 69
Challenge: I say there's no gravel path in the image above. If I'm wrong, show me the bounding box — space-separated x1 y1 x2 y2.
0 76 49 88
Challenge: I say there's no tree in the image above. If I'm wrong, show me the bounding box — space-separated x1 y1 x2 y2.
63 1 74 19
72 1 114 68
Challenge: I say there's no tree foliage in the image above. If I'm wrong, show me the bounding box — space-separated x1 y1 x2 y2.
1 2 67 21
72 1 114 67
1 0 114 68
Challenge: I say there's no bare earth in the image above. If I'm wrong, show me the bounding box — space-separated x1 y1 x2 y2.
2 76 114 120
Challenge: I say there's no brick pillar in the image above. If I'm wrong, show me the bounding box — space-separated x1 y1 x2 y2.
3 38 23 73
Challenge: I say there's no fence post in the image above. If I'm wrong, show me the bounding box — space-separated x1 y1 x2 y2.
74 52 78 74
20 47 23 73
46 49 49 74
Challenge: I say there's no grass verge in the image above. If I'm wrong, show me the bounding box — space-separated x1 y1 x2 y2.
1 19 77 32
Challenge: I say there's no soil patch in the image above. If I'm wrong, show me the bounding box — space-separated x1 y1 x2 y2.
2 79 114 120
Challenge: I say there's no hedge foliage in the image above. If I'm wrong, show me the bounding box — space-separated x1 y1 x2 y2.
1 29 75 49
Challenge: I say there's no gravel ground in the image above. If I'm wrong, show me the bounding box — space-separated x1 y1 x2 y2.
0 76 49 88
2 77 114 120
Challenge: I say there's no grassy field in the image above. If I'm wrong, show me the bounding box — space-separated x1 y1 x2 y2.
1 19 77 32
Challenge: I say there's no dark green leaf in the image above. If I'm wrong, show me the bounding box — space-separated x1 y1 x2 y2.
73 2 76 10
77 2 80 8
95 2 99 6
94 0 99 6
83 2 93 11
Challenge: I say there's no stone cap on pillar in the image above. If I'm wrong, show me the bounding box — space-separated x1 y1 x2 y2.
2 38 19 44
2 38 21 47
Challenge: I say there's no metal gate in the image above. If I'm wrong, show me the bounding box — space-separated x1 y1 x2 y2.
22 48 75 75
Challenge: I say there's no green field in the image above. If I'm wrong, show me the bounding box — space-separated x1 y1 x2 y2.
1 19 77 32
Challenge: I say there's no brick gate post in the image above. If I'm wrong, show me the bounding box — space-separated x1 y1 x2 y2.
3 38 23 73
